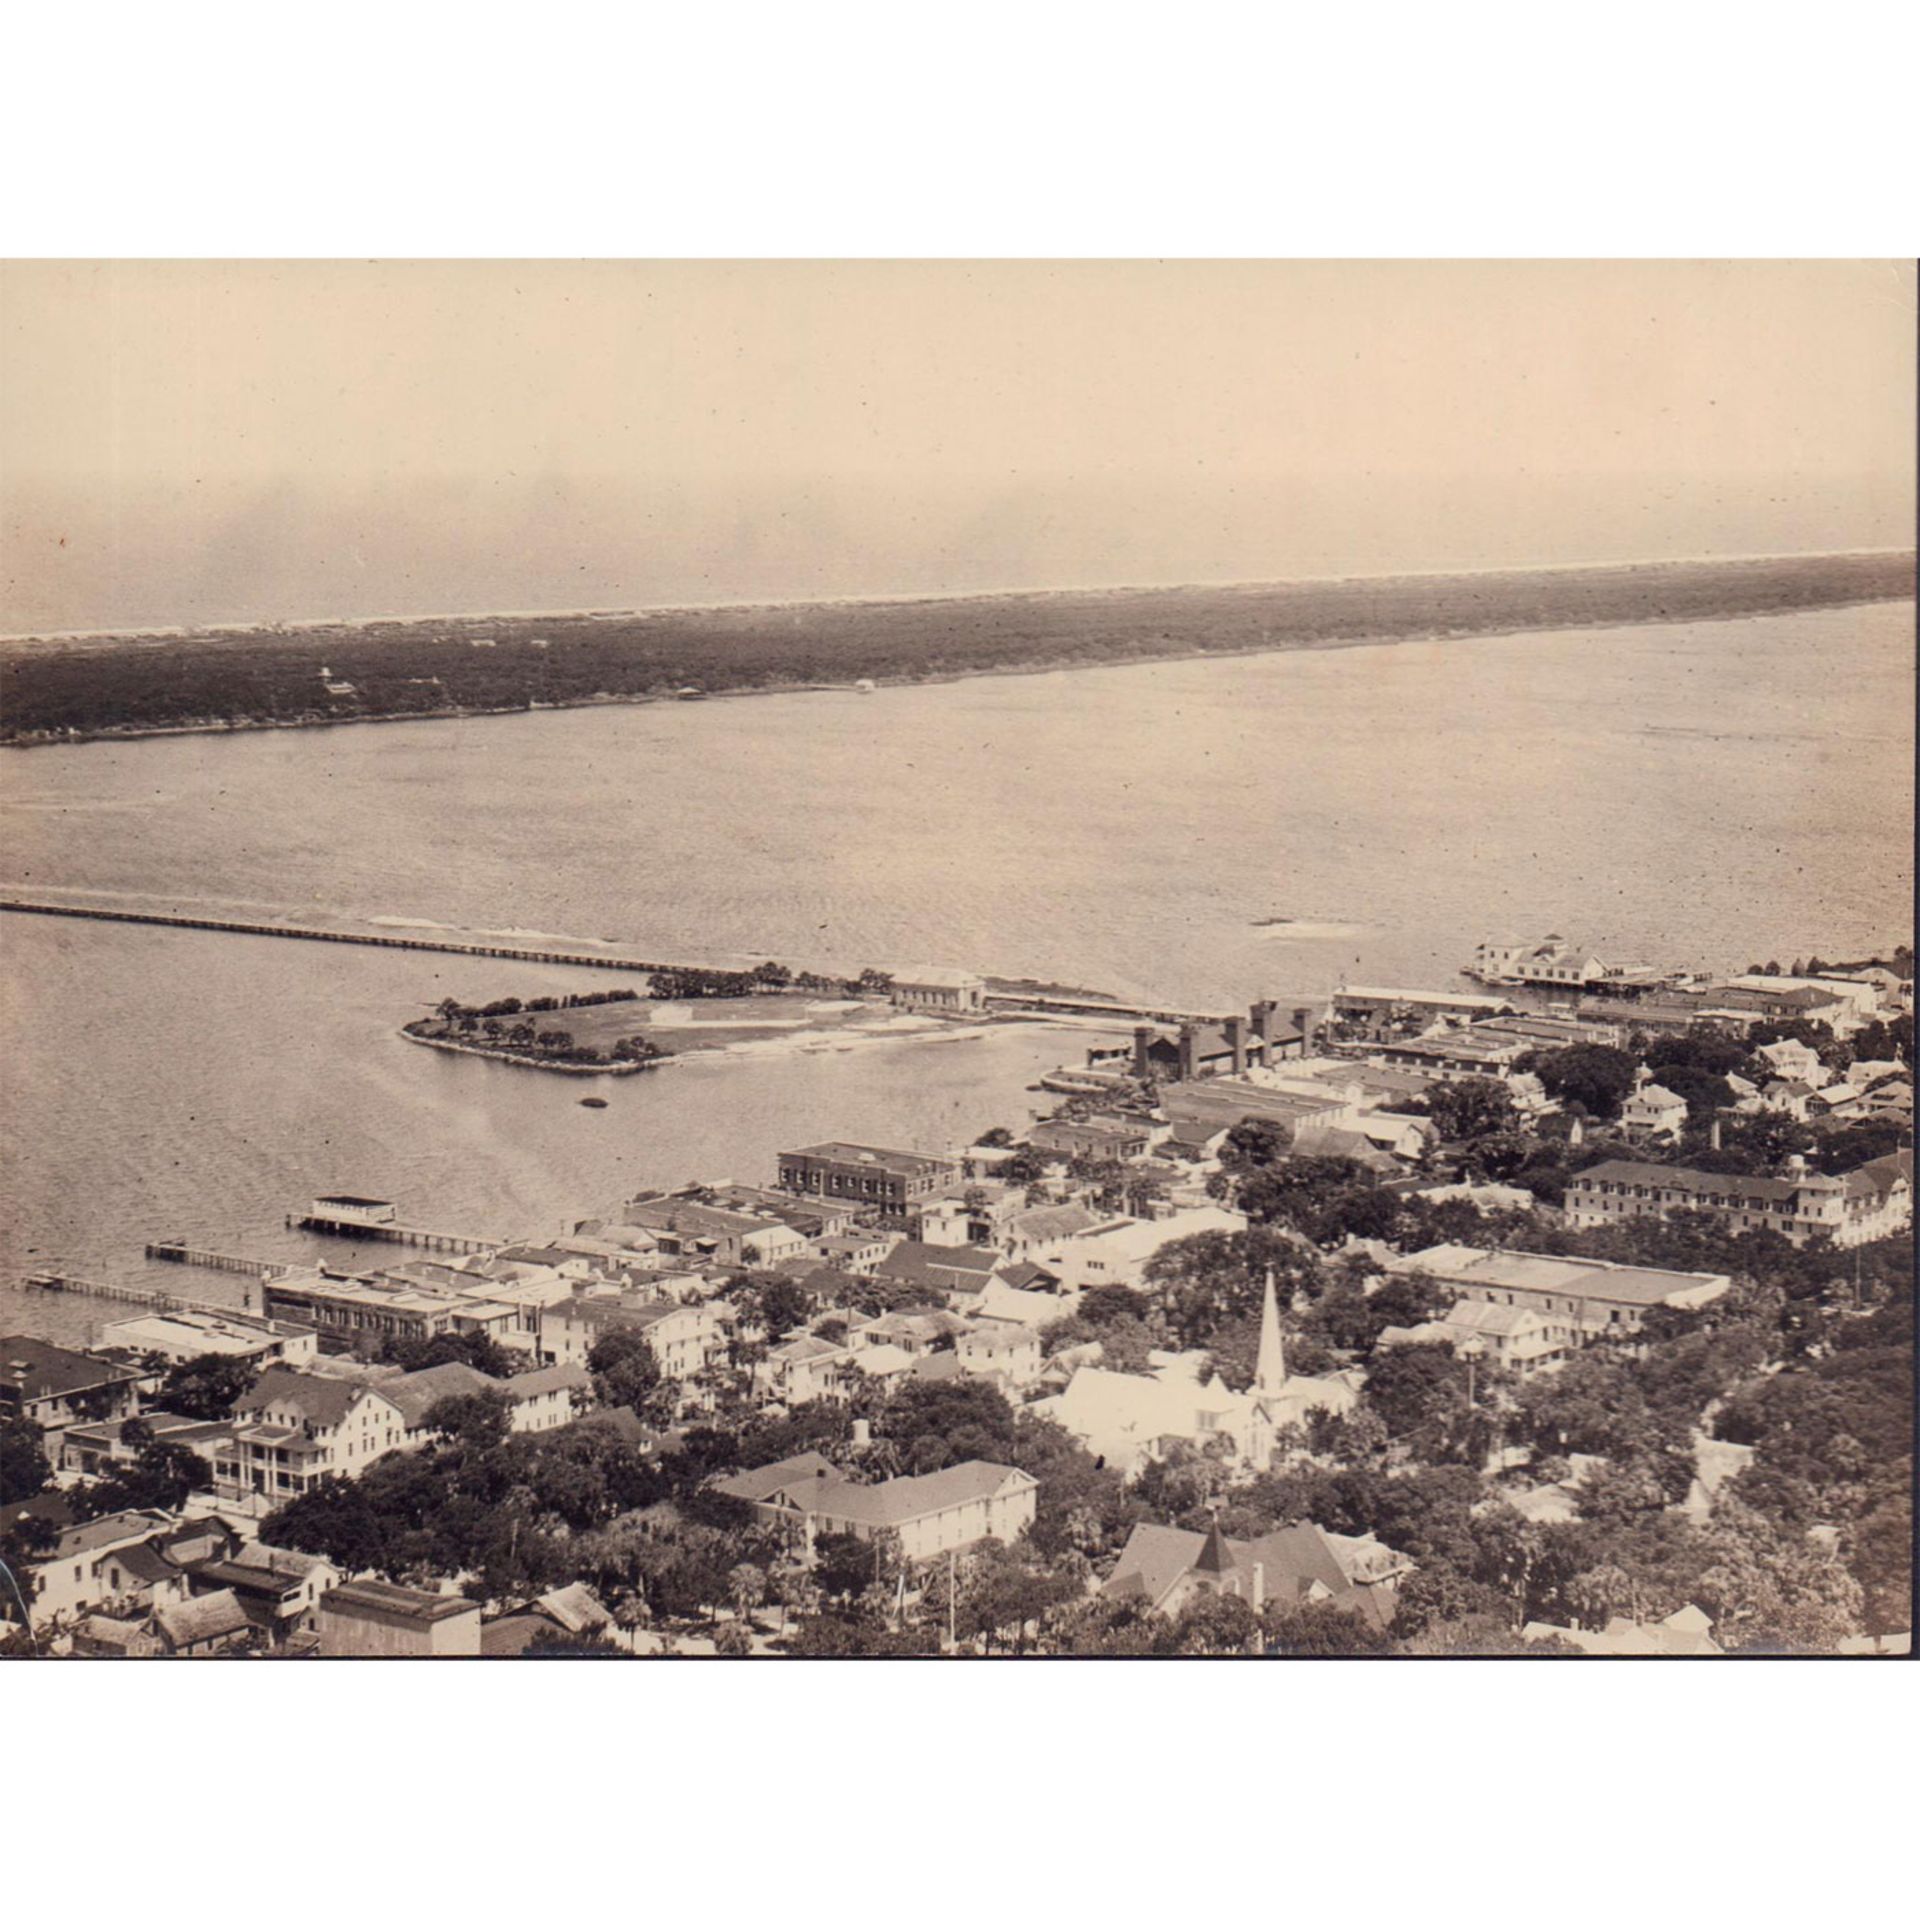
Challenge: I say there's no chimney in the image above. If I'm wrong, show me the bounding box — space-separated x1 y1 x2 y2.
1225 1015 1247 1076
1710 1116 1722 1152
1251 1558 1265 1613
1250 999 1275 1046
1177 1024 1198 1081
1132 1024 1154 1079
1291 1007 1317 1057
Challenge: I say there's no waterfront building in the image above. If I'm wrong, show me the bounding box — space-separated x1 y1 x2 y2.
259 1268 471 1345
777 1141 960 1220
887 967 987 1014
1330 986 1513 1034
1129 1000 1310 1082
1386 1243 1732 1341
621 1192 810 1265
701 1183 867 1239
1471 934 1659 990
1564 1152 1912 1248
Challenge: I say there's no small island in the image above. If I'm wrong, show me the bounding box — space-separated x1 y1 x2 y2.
403 987 668 1073
399 963 919 1074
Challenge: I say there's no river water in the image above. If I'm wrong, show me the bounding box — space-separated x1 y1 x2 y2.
2 602 1911 1337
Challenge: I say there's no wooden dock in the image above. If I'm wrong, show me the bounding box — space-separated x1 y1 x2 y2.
145 1241 291 1279
293 1214 500 1257
22 1274 201 1311
0 896 679 974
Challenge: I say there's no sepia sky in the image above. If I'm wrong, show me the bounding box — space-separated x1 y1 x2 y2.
2 260 1913 633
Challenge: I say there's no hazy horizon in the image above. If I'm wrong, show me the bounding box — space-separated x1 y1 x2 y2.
4 261 1913 636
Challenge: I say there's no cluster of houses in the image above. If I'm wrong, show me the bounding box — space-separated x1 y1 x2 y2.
5 950 1907 1655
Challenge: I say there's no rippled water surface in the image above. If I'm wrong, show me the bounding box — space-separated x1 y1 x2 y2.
3 603 1911 1334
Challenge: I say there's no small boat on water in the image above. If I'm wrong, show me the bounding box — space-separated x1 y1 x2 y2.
579 1096 609 1109
25 1270 66 1290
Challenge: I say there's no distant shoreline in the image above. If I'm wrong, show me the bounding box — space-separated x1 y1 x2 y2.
3 549 1909 749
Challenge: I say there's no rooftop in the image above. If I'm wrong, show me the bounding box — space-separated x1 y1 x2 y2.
321 1579 481 1625
769 1459 1034 1531
236 1366 393 1427
1397 1242 1732 1309
781 1142 956 1177
0 1336 141 1403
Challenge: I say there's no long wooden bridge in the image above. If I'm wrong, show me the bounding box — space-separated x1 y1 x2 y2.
0 894 1249 1028
20 1273 200 1311
0 896 678 974
145 1241 290 1279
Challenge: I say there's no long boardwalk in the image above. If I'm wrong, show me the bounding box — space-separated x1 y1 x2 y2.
0 896 674 974
0 894 1228 1024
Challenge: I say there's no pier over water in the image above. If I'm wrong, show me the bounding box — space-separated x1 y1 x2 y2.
0 895 1238 1027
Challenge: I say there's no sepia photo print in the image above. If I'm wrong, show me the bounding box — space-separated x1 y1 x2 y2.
1 259 1912 1660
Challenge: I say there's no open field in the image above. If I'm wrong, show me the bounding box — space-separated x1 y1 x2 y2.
2 550 1910 745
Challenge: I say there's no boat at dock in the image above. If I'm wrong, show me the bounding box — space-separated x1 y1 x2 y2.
579 1095 608 1108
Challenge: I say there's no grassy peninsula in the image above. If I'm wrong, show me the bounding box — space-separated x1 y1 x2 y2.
2 550 1909 746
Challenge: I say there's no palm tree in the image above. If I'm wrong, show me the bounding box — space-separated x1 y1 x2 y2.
727 1561 766 1624
768 1558 817 1630
613 1589 653 1651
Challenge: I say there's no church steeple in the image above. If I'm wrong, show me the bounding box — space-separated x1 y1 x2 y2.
1255 1269 1286 1398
